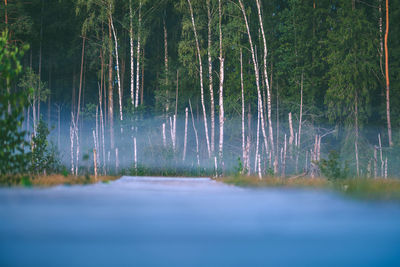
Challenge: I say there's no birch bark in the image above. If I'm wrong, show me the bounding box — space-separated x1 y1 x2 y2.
218 0 224 163
255 0 274 155
187 0 211 158
238 0 268 161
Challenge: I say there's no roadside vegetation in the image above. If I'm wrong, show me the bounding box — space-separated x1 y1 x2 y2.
220 176 400 201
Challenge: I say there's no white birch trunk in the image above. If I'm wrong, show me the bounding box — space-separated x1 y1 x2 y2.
289 112 294 146
218 0 224 163
93 148 98 180
240 48 246 166
254 105 260 173
110 10 123 121
135 1 142 108
187 0 211 158
374 147 378 178
282 134 287 177
238 0 269 161
189 99 200 166
162 123 166 147
75 126 79 176
134 137 137 171
298 72 303 148
378 133 384 177
385 157 388 179
256 0 274 155
183 107 188 161
129 0 135 106
115 148 119 174
207 0 215 154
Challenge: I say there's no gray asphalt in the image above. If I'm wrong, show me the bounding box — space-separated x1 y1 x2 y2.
1 176 400 267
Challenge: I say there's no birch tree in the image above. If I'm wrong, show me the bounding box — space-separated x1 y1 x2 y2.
187 0 211 158
238 0 269 163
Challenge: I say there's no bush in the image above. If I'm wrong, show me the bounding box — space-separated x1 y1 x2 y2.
0 31 30 175
319 150 349 180
30 119 61 175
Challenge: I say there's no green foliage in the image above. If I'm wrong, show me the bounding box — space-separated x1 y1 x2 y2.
0 31 30 175
18 68 49 106
319 150 349 180
30 119 60 174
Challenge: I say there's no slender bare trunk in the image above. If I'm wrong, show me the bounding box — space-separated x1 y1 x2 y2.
93 148 98 180
183 107 188 161
289 112 294 146
238 0 269 161
130 0 135 106
355 92 359 177
378 134 384 177
374 147 378 178
240 48 246 166
385 0 392 146
187 0 211 158
174 70 179 150
298 72 303 148
110 10 123 121
207 0 215 154
162 123 166 146
379 0 384 77
141 48 145 105
189 99 200 166
115 148 119 173
164 17 169 114
218 0 224 164
134 137 137 172
255 0 274 156
108 19 114 149
47 61 51 126
255 105 260 173
37 0 44 129
135 1 142 108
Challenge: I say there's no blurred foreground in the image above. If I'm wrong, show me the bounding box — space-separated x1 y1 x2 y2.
1 176 400 267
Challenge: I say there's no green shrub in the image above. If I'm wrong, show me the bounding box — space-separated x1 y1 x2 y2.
0 31 30 175
30 119 61 174
319 150 349 180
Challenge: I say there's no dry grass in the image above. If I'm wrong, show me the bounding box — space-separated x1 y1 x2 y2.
219 176 329 188
0 174 120 187
30 174 120 187
219 175 400 201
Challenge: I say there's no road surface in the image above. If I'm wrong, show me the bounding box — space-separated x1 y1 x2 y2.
1 176 400 266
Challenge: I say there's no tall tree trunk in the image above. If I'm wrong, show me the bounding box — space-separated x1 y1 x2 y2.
4 0 7 28
76 36 85 125
255 0 274 157
385 0 392 146
240 48 245 168
37 0 44 130
238 0 269 161
164 17 170 114
218 0 224 163
110 10 123 121
355 91 359 177
189 99 200 166
141 48 145 105
379 0 384 77
129 0 135 106
47 60 51 126
108 19 114 149
298 72 303 148
187 0 211 158
135 1 142 108
207 0 215 154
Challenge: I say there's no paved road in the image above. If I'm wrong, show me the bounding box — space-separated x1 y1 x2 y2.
1 176 400 267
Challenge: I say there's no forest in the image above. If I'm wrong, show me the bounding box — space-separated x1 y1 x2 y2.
1 0 400 179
